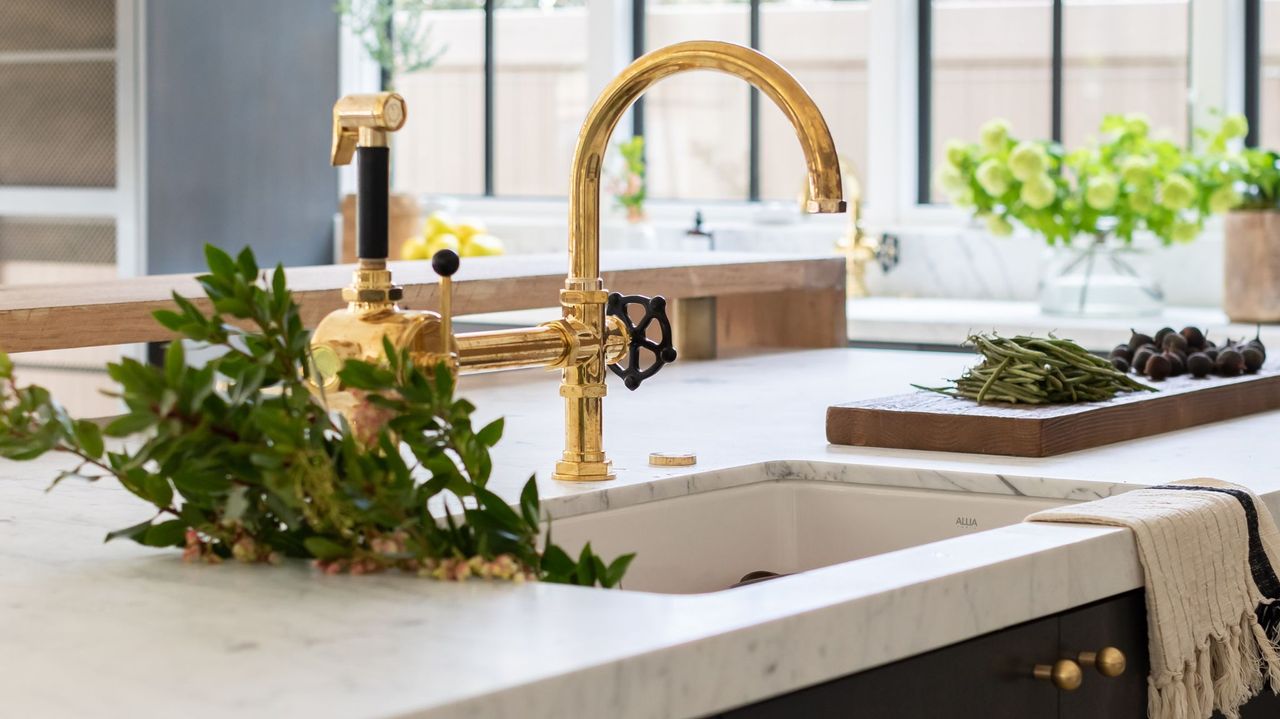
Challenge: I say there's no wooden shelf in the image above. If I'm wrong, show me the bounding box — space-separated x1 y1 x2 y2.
0 251 846 354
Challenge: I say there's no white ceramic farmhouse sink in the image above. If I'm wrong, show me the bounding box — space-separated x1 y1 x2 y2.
550 480 1072 594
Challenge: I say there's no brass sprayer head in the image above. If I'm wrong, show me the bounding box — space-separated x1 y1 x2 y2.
331 92 407 166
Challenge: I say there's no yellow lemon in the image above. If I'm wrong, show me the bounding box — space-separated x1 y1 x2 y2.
400 236 431 260
427 233 461 256
453 220 487 243
424 212 455 240
462 233 505 257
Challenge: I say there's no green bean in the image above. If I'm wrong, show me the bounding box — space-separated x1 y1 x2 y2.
917 333 1157 405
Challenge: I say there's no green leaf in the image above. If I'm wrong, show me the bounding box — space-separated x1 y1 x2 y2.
519 475 540 529
144 474 174 508
540 543 574 579
73 419 104 458
142 520 187 547
476 418 504 447
603 553 636 588
152 309 185 332
0 352 12 379
164 340 185 388
104 519 153 544
337 361 395 390
236 246 259 279
303 536 349 560
104 412 156 438
204 244 237 279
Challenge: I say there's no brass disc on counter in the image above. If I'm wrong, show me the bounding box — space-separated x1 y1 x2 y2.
649 452 697 467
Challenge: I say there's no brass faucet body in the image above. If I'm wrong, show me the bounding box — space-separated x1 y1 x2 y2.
313 42 845 481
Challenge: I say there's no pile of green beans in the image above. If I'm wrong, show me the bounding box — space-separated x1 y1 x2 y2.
916 334 1156 405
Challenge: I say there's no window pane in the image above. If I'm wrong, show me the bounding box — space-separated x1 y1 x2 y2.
1264 0 1280 149
494 1 588 196
0 0 116 187
1062 0 1188 149
929 0 1052 203
645 1 750 201
393 3 485 196
759 1 868 203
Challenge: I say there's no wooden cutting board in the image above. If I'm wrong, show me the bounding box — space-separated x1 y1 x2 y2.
826 365 1280 457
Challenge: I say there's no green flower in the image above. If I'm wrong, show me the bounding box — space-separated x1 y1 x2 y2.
1085 175 1119 210
1221 113 1249 140
1159 173 1196 211
1020 173 1057 210
976 159 1011 196
1125 113 1150 137
1208 184 1242 214
946 140 970 168
934 164 967 197
1171 218 1200 243
1120 155 1153 184
984 213 1014 237
1128 190 1154 214
1009 142 1047 182
979 119 1011 154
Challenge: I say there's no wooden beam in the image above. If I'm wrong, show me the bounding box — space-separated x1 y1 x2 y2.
0 252 845 353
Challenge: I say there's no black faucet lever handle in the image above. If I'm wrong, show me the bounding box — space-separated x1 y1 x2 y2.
606 292 677 391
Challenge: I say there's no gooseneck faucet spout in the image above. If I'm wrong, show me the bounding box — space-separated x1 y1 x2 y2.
568 41 846 281
310 42 845 483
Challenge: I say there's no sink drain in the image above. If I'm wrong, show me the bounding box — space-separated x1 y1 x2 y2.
731 570 791 588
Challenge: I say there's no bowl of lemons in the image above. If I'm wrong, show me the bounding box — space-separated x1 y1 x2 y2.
401 212 505 260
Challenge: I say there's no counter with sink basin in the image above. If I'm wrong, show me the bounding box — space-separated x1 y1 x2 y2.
5 347 1280 717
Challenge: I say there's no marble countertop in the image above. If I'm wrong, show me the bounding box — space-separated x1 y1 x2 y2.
6 348 1280 718
846 297 1279 352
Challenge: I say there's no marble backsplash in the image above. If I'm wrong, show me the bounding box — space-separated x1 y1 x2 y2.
480 212 1227 309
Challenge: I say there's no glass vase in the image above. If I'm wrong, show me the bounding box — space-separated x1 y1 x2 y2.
1039 234 1163 317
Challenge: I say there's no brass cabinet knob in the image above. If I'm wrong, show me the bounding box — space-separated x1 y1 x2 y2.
1033 659 1084 691
1079 647 1127 677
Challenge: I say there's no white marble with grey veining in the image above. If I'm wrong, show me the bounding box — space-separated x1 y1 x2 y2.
4 348 1280 718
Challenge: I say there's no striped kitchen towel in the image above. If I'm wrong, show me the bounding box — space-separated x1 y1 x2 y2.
1028 479 1280 719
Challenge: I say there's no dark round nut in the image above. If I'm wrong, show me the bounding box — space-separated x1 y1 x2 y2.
1110 344 1133 362
1243 347 1265 373
1110 357 1130 373
1217 348 1245 377
1154 327 1176 348
1187 352 1213 378
1204 347 1219 361
1162 332 1188 353
1247 338 1267 362
1128 330 1155 354
1163 350 1186 376
1145 354 1172 381
1180 326 1206 349
1132 347 1156 376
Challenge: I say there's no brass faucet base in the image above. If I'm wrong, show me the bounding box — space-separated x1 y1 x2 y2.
553 460 616 482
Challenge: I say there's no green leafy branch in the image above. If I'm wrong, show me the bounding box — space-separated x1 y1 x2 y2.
335 0 446 86
0 245 632 588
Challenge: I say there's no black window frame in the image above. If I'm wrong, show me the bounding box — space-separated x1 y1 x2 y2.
916 0 1065 204
1244 0 1262 148
629 0 764 202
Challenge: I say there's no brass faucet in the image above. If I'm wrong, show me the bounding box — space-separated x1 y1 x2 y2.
310 41 845 481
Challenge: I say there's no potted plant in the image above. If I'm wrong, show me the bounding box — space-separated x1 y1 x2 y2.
1202 116 1280 322
607 136 656 250
937 114 1230 317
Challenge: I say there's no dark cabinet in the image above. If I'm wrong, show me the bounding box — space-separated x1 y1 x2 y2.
716 590 1280 718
